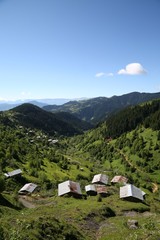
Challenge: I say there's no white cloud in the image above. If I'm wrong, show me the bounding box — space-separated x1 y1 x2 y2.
118 63 147 75
95 72 114 78
95 72 106 77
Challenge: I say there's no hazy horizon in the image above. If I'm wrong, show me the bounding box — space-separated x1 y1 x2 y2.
0 90 160 103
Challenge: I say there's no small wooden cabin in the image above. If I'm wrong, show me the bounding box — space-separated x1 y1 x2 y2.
92 173 108 185
18 183 38 195
96 185 108 197
111 175 128 184
120 184 145 202
85 184 97 196
4 169 22 178
58 180 82 197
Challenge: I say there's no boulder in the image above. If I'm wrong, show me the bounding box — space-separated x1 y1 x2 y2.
127 219 138 229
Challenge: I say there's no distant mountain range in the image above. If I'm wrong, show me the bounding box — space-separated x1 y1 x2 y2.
0 98 86 111
1 92 160 126
43 91 160 124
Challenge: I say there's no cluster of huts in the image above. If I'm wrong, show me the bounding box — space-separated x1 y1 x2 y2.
58 173 146 202
4 169 145 202
4 169 38 195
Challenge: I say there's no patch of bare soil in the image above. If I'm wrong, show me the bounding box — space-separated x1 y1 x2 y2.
82 213 100 239
123 210 155 217
96 221 117 240
123 211 139 217
18 196 36 208
18 195 57 208
152 183 158 193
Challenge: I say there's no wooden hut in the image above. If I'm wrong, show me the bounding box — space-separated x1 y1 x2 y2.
85 184 97 196
120 184 145 202
58 180 82 198
18 183 38 195
111 175 128 184
4 169 22 178
92 173 108 185
96 185 108 197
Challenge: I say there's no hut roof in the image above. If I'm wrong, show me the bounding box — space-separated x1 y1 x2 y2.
120 184 144 201
111 175 128 183
58 180 82 197
92 173 108 185
19 183 38 194
4 169 22 178
85 184 97 192
96 185 108 194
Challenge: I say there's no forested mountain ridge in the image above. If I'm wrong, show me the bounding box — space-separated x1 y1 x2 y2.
8 103 92 136
104 98 160 138
43 91 160 124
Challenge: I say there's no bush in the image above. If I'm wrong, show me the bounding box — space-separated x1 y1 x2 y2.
76 174 88 181
100 206 116 217
97 194 102 202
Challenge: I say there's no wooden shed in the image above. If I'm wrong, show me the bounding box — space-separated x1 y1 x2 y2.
120 184 145 202
58 180 82 197
85 184 97 196
111 175 128 184
18 183 38 195
4 169 22 178
96 185 108 197
92 173 108 185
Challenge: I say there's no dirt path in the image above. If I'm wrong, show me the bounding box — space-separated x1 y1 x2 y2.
152 183 158 193
115 147 159 193
18 196 36 208
117 148 142 172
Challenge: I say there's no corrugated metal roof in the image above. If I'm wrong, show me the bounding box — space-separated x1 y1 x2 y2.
4 169 22 177
58 180 82 196
120 184 144 201
85 184 97 192
92 174 108 185
19 183 38 194
111 175 128 183
96 185 108 194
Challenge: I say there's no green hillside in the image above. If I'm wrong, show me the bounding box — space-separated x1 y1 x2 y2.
10 103 92 136
0 99 160 239
104 99 160 138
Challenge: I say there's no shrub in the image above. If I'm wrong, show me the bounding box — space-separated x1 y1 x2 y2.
97 194 102 202
100 206 116 218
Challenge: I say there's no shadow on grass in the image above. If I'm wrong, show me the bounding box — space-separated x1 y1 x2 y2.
0 194 21 210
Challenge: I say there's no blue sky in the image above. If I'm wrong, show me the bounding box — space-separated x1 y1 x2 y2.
0 0 160 100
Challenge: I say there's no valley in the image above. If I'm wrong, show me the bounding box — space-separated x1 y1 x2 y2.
0 94 160 239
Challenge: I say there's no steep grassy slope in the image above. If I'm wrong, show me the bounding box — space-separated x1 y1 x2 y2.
1 194 159 240
68 99 160 186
